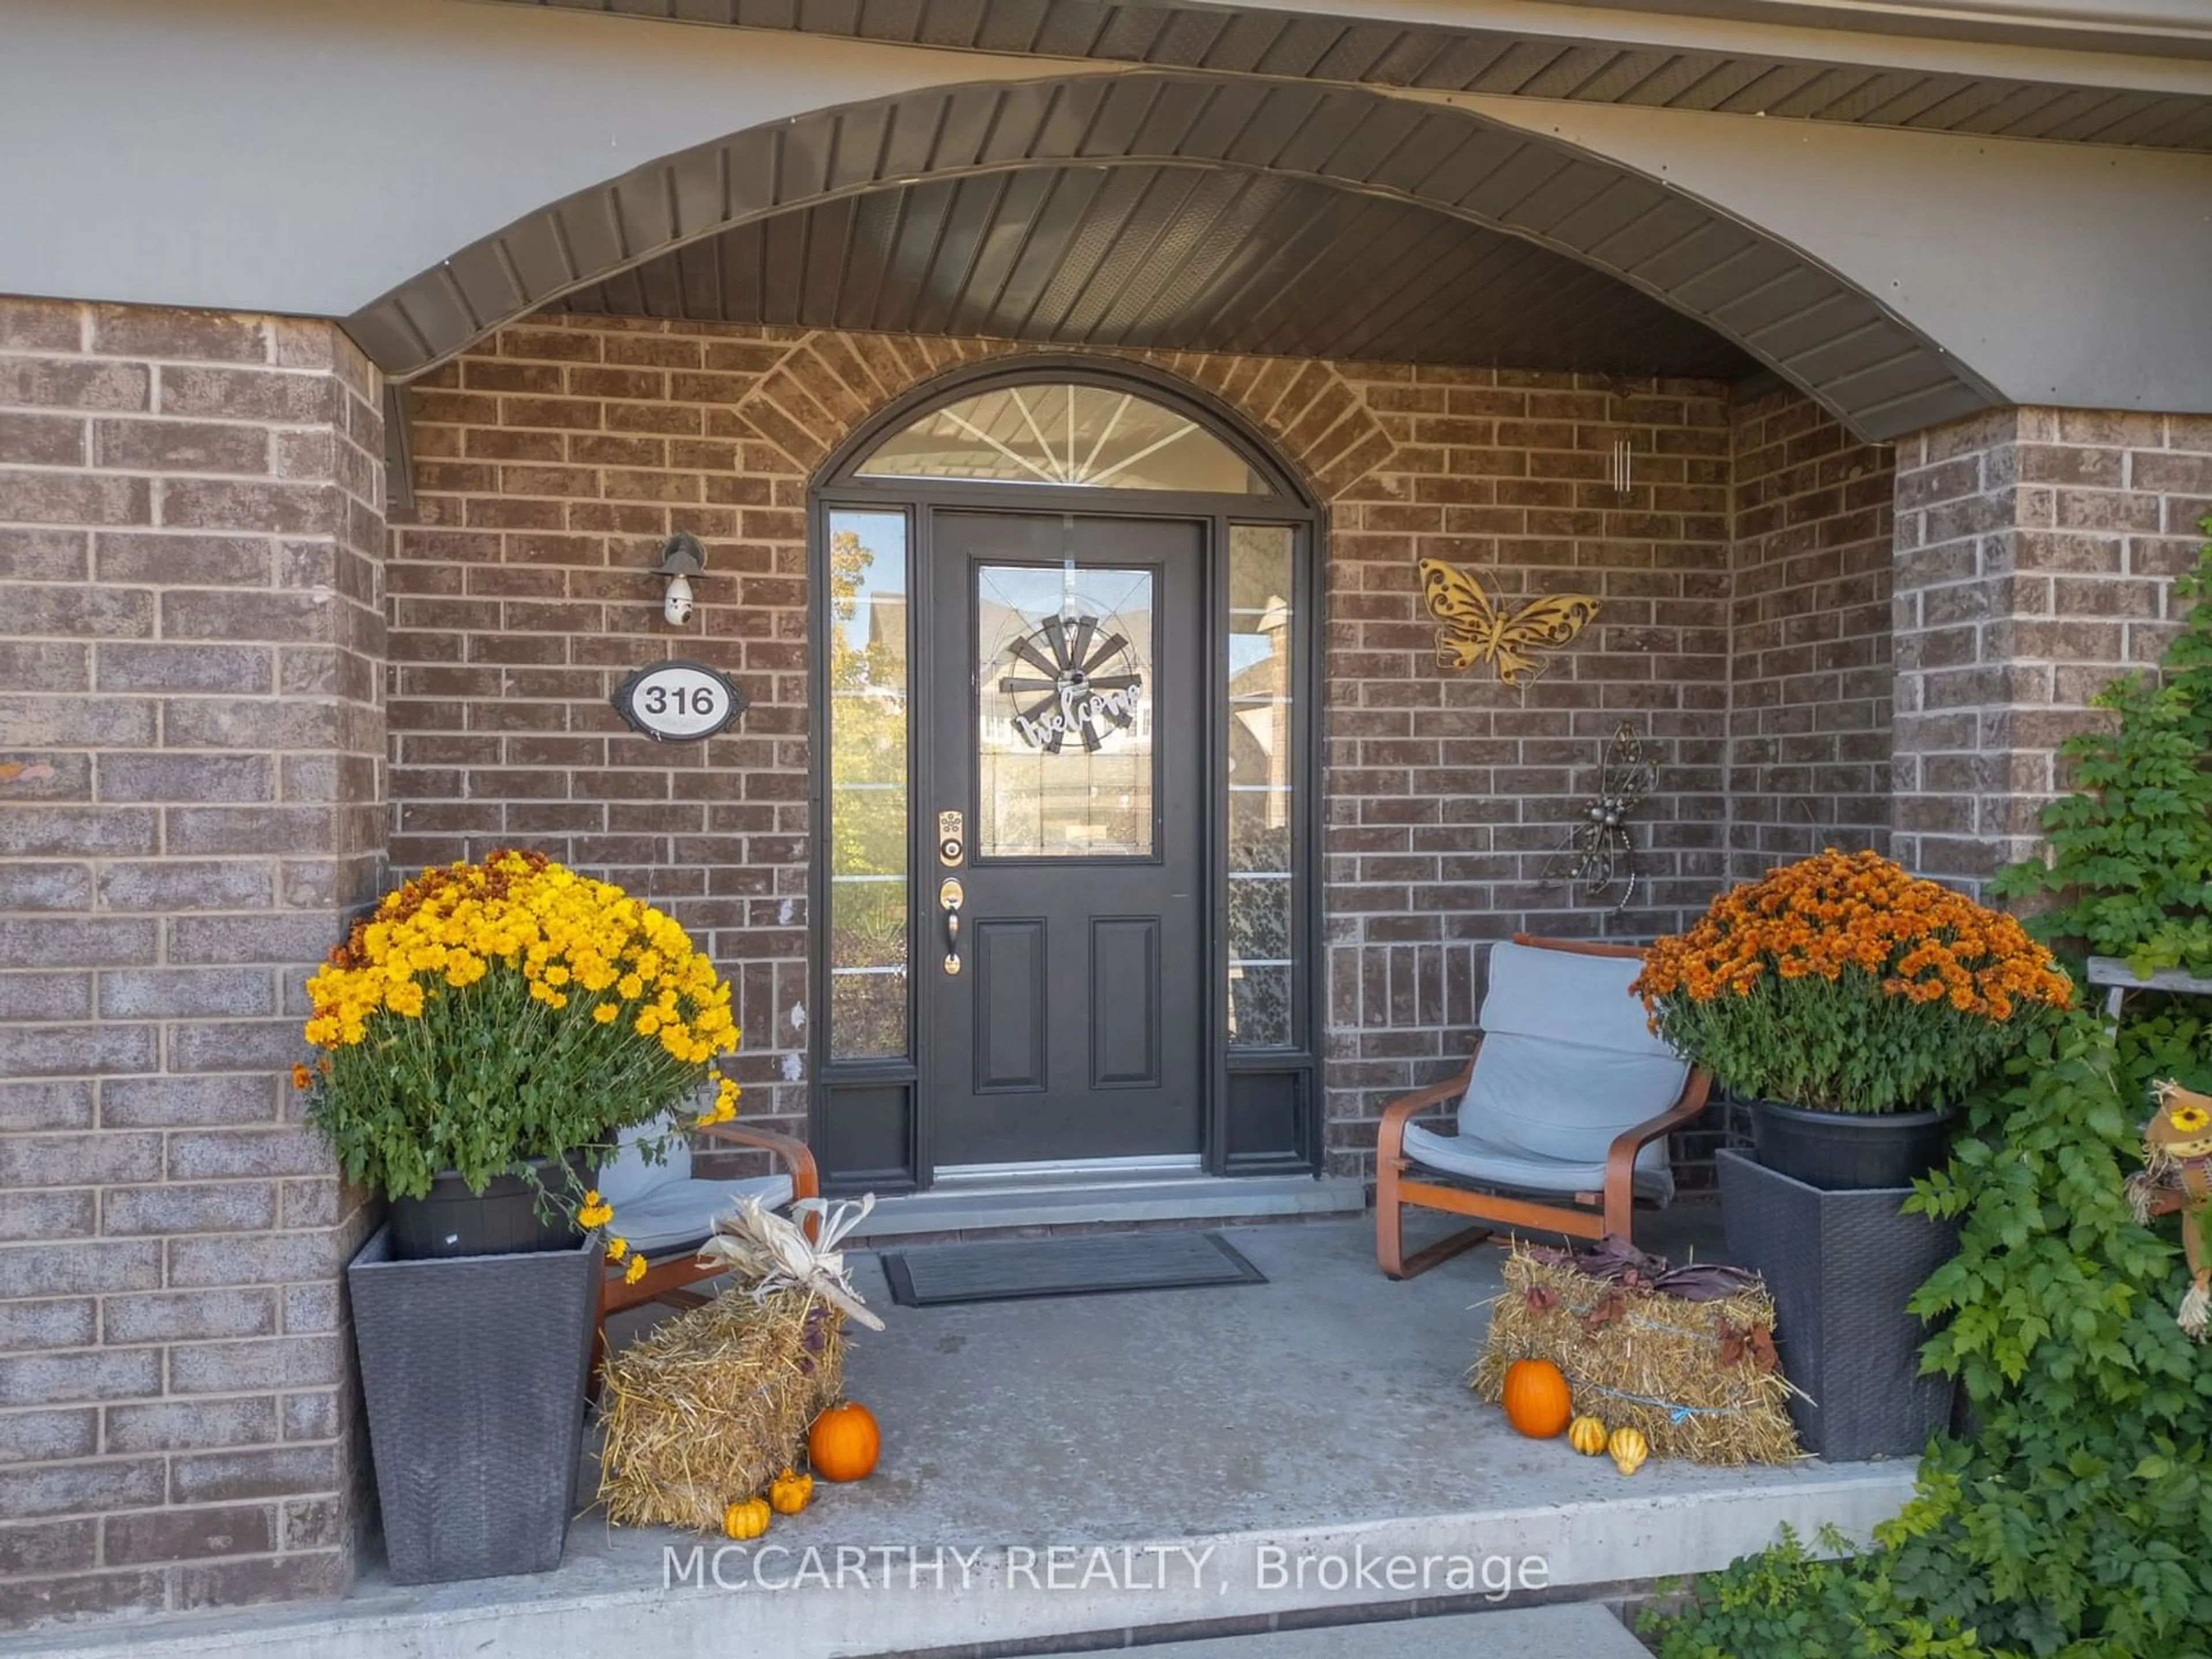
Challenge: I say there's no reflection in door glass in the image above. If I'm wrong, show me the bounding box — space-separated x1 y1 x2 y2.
1228 525 1296 1048
976 565 1156 859
827 510 910 1060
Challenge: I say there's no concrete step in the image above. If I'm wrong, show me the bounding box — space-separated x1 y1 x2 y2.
845 1172 1365 1241
1037 1604 1645 1657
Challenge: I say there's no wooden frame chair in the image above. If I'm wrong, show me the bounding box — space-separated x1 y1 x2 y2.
591 1119 820 1377
1376 934 1711 1279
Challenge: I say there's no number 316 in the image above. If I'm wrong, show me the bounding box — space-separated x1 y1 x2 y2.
642 684 718 716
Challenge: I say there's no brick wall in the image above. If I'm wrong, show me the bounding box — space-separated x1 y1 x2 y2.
1726 389 1896 881
392 316 1741 1181
1315 371 1735 1177
0 296 384 1623
1890 409 2212 884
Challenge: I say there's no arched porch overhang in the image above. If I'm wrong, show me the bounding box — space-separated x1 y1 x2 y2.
349 73 2001 441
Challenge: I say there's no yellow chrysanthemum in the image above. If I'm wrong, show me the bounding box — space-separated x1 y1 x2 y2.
624 1254 648 1285
592 1003 619 1025
577 1191 613 1229
605 1236 628 1262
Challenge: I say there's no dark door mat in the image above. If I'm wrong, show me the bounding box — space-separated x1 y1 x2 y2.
880 1230 1267 1308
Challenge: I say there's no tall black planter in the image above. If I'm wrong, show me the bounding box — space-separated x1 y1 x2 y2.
1719 1148 1959 1461
348 1225 599 1584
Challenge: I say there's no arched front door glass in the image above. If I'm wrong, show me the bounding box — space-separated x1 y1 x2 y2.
813 370 1316 1190
855 383 1274 495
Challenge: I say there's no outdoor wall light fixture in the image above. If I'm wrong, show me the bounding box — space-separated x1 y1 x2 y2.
657 531 705 627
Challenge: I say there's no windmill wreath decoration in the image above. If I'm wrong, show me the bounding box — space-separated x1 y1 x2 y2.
998 611 1144 755
1538 723 1657 914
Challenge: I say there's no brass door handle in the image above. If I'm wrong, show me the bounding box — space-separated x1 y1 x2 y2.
940 878 963 976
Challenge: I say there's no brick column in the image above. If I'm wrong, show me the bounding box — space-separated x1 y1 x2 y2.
0 297 385 1623
1889 408 2212 885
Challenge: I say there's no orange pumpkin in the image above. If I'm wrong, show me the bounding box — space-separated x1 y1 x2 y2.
807 1400 881 1482
1501 1358 1573 1439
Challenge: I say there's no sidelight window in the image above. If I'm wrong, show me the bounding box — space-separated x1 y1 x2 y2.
1226 524 1297 1049
825 508 911 1061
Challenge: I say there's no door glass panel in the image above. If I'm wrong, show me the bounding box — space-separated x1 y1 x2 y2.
976 563 1156 859
827 509 910 1060
1228 524 1296 1048
856 384 1272 494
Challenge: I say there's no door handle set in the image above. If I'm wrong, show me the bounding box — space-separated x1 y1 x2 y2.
938 877 964 976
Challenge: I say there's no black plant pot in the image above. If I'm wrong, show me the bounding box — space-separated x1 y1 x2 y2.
1719 1148 1959 1461
348 1224 598 1584
387 1152 589 1260
1750 1099 1957 1191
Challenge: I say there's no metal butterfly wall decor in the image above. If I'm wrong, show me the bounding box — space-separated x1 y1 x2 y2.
1539 722 1657 914
1418 558 1600 686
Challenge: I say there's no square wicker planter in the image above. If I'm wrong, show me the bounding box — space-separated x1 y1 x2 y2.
347 1225 599 1584
1718 1148 1959 1462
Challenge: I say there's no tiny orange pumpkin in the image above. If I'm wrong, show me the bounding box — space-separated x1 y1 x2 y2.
1501 1358 1573 1439
808 1400 881 1482
722 1496 771 1539
768 1465 814 1515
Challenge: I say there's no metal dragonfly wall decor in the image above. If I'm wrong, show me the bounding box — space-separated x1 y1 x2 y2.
1537 722 1657 914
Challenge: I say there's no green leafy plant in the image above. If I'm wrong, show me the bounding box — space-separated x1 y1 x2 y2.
1639 1526 1988 1659
1650 1014 2212 1657
1646 533 2212 1658
1993 532 2212 978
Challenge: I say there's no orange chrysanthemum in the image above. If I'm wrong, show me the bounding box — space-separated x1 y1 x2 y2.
1633 848 2072 1022
1631 849 2072 1113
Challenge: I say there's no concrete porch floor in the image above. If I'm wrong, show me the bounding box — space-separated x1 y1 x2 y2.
17 1211 1918 1659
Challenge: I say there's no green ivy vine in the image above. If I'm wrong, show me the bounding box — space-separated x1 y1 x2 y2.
1646 528 2212 1658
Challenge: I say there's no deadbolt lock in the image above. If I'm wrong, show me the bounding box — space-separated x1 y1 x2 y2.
937 808 965 867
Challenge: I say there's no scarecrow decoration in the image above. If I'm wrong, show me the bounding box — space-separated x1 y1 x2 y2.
2128 1080 2212 1339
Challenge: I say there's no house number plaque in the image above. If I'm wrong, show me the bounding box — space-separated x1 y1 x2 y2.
610 660 748 742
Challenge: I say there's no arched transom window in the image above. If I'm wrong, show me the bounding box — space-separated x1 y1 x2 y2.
854 382 1273 495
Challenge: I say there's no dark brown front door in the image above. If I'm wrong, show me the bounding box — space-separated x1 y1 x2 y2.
926 512 1205 1169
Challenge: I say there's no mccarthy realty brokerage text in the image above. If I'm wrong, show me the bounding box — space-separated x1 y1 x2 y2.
663 1542 1552 1599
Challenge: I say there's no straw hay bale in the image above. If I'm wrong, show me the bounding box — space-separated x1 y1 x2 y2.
598 1289 844 1529
1472 1245 1800 1465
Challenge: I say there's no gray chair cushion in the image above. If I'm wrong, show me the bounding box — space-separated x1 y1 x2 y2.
595 1119 691 1207
596 1119 793 1251
1402 1120 1675 1205
603 1174 794 1255
1402 940 1690 1206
